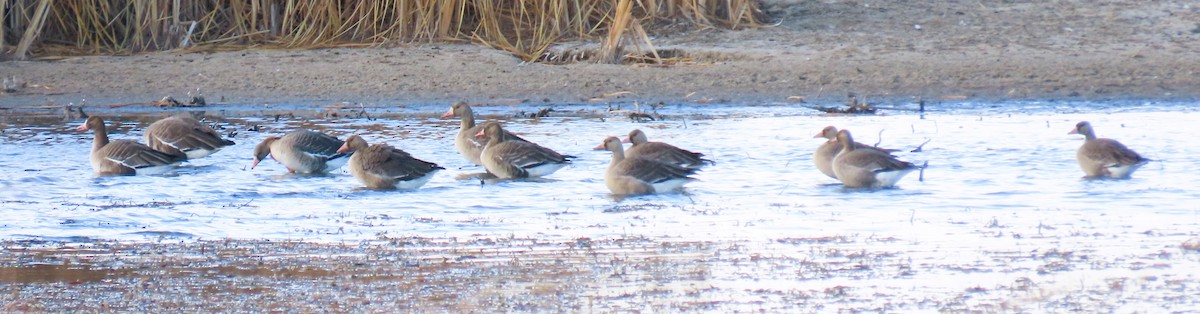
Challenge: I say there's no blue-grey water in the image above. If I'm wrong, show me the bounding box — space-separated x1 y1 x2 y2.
2 101 1199 311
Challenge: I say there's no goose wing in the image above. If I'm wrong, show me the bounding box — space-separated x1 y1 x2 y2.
289 130 348 161
104 140 184 169
1084 138 1147 166
617 158 698 184
360 144 444 181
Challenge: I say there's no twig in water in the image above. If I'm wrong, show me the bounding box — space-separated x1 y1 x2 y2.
918 100 926 120
874 129 885 148
357 103 373 120
237 198 254 209
629 112 655 121
530 107 553 118
918 161 928 182
863 106 924 112
911 138 932 153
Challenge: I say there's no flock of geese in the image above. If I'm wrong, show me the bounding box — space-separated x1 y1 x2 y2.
77 103 1151 195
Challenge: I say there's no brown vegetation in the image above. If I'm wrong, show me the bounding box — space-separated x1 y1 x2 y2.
0 0 761 61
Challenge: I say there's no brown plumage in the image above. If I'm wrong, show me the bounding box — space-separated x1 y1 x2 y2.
338 135 443 189
440 102 527 167
813 126 894 179
475 122 572 179
252 130 350 174
624 129 712 169
144 115 235 159
1068 121 1149 179
77 116 184 176
831 130 918 188
599 136 697 195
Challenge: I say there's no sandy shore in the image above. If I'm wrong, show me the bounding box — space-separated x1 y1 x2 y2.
2 1 1198 111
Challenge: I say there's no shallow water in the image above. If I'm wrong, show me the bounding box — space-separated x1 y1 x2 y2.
2 101 1200 310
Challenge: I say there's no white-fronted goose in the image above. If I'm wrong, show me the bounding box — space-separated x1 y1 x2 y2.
144 115 235 159
624 129 712 169
599 136 697 195
338 135 443 189
813 126 895 179
77 116 184 176
440 102 527 166
1068 121 1149 179
475 122 573 179
252 130 350 174
831 130 918 188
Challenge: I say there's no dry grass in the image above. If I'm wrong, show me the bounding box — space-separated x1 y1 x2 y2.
0 0 762 61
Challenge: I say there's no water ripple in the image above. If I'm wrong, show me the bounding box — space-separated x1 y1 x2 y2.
0 103 1196 245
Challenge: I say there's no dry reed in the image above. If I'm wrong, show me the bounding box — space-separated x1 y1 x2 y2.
0 0 762 62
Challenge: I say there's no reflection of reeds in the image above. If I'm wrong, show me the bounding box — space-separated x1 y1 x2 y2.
0 0 761 61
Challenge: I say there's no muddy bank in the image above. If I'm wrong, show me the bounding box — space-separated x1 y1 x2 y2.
3 236 1198 312
1 1 1198 111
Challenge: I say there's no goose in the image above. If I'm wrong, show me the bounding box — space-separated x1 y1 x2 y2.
77 116 184 175
624 129 712 169
337 135 443 189
440 102 527 166
144 115 235 159
475 122 572 179
813 126 894 179
598 136 697 195
252 130 350 174
1068 121 1149 179
831 129 919 188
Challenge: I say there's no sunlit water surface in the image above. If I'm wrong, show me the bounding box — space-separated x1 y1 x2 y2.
2 101 1199 310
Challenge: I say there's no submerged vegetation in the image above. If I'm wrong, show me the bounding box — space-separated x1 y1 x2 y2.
0 0 761 61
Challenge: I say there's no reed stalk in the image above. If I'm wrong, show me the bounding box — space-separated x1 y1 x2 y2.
2 0 762 61
14 0 51 60
0 0 8 52
597 0 634 64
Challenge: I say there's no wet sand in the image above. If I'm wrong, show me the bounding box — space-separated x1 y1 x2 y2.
4 234 1199 312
